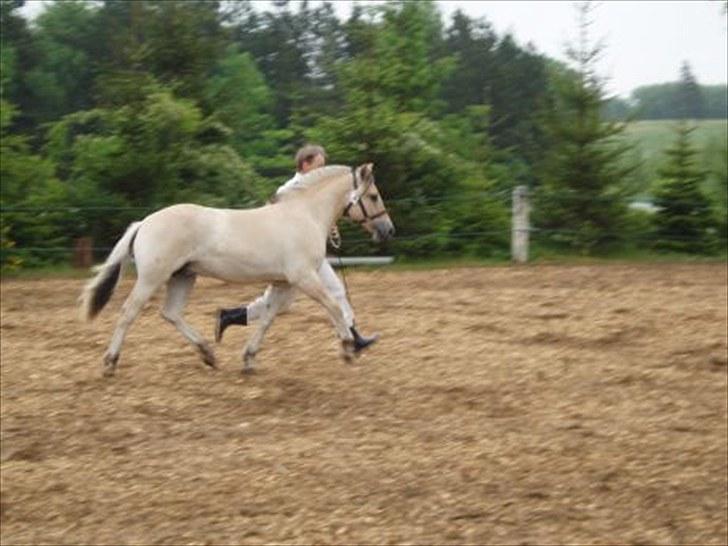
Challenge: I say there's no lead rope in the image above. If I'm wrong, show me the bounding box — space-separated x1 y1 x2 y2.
335 166 361 316
337 252 352 305
330 228 353 308
328 225 341 250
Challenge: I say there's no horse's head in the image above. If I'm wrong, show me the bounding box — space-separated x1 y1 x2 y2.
345 163 395 242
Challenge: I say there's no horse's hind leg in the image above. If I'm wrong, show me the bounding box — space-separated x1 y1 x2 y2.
103 280 159 377
161 271 216 368
242 283 294 374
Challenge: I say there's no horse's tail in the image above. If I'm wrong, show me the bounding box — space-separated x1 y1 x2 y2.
79 221 142 322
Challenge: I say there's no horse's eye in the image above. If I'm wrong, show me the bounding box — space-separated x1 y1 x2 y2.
369 195 379 203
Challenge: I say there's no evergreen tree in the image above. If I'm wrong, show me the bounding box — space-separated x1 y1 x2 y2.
23 1 101 123
0 99 70 266
307 2 508 258
231 1 309 126
488 35 549 166
441 10 496 113
441 12 549 177
295 2 348 119
674 61 704 120
342 3 377 59
202 46 275 159
534 3 635 254
368 1 452 117
653 122 715 253
1 0 44 133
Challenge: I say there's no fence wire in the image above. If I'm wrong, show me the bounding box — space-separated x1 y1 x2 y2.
2 193 725 261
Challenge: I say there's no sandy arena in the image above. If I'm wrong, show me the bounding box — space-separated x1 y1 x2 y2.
1 263 727 545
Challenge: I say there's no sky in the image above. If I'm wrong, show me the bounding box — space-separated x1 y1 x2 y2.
18 0 728 98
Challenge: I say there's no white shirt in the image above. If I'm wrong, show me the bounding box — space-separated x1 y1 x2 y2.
275 172 304 198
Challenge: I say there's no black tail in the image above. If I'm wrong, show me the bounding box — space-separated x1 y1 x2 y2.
80 221 141 321
87 263 121 320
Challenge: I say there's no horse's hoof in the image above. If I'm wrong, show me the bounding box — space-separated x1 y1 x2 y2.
103 353 118 377
198 344 217 368
341 339 356 363
243 349 257 371
102 361 116 377
340 347 355 365
241 366 257 376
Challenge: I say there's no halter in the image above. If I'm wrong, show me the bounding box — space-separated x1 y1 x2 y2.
343 167 388 225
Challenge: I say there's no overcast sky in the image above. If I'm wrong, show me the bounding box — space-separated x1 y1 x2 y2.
18 0 728 98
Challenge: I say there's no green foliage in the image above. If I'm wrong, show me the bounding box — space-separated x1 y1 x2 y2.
1 1 42 132
143 1 228 98
653 122 717 253
307 5 509 258
3 0 724 269
230 0 311 126
202 46 276 163
0 223 23 273
440 10 497 113
0 41 17 96
1 99 71 266
95 1 228 99
48 86 254 202
38 85 266 258
441 11 549 172
534 4 637 255
374 1 453 116
26 1 100 121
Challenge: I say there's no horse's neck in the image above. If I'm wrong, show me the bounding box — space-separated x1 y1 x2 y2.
300 176 350 232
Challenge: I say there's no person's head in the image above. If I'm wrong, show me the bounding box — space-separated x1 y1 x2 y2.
295 144 326 174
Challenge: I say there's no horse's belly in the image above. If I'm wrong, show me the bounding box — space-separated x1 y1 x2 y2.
189 257 286 284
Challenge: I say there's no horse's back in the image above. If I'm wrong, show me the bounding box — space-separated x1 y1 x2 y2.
144 203 216 221
133 203 280 281
131 202 318 284
133 204 222 276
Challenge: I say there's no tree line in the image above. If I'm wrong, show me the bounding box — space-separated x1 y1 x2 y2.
1 0 725 269
605 70 727 121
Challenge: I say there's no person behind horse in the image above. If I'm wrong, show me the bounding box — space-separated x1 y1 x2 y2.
214 144 379 351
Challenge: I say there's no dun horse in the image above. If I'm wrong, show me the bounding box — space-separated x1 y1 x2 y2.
80 164 394 376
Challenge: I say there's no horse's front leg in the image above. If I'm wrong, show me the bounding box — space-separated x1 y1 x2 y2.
294 273 356 363
241 283 294 374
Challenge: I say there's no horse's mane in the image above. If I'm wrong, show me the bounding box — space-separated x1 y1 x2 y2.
276 165 351 201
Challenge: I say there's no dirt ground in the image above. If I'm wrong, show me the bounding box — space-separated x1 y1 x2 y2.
1 263 726 545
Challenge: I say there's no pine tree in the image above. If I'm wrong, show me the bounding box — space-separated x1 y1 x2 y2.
534 3 635 254
653 122 715 253
674 61 704 120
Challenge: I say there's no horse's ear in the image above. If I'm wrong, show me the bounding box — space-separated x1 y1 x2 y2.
364 162 374 176
359 162 375 186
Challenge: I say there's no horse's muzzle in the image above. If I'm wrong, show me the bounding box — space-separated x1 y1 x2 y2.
373 222 395 242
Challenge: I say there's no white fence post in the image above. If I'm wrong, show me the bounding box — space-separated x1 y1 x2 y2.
511 185 530 263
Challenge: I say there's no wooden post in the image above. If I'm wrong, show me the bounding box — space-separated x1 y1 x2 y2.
72 237 93 269
511 185 530 263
